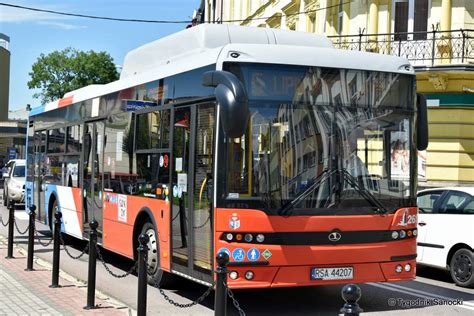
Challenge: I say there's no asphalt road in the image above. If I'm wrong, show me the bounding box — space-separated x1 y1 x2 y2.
1 200 473 315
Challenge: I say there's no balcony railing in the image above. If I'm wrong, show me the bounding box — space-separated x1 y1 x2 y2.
328 29 474 67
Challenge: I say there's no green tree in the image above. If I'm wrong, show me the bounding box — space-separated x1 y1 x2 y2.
28 47 119 104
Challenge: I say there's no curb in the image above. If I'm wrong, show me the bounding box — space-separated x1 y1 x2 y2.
0 234 137 315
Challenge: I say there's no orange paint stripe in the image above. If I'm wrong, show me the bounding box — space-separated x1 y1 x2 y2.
58 95 74 107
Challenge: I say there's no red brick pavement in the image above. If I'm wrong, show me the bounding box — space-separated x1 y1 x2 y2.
0 239 131 315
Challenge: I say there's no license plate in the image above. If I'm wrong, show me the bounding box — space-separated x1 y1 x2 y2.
310 267 353 280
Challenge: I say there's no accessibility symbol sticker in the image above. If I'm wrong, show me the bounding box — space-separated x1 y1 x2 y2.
232 248 246 262
262 249 272 260
247 248 260 262
217 248 231 257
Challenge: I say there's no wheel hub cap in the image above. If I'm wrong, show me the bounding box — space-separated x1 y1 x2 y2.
454 253 472 282
145 228 158 273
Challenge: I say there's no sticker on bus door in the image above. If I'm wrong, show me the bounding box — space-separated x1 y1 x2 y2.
118 194 127 222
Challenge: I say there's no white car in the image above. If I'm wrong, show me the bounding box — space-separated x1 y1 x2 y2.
3 159 26 205
417 187 474 288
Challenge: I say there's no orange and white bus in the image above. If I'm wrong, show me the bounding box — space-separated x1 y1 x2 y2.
26 24 428 288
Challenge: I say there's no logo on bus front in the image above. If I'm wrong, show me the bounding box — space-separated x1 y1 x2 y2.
229 213 240 230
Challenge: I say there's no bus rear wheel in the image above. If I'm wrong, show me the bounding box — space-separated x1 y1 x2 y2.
140 221 175 288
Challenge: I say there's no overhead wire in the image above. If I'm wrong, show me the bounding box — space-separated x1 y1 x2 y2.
0 1 349 25
0 2 190 24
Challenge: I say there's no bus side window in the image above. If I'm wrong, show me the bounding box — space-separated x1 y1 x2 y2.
135 153 170 199
103 112 135 194
132 109 171 199
64 156 80 188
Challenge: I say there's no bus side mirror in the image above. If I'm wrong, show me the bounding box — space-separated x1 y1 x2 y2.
416 93 429 151
203 70 249 138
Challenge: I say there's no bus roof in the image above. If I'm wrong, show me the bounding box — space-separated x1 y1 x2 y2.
120 24 333 79
31 24 413 117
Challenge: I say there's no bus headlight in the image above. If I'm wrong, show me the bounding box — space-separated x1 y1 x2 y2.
225 233 233 241
395 265 403 273
404 264 411 272
399 230 406 239
256 234 265 243
412 229 417 237
229 271 239 280
391 231 399 240
244 234 253 242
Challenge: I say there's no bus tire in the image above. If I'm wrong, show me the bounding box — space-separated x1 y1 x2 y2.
140 221 175 288
49 199 58 232
449 248 474 288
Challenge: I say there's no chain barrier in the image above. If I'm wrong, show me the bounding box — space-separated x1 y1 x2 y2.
192 215 210 229
14 217 30 235
146 256 215 308
60 234 89 260
157 279 215 308
171 210 180 222
173 209 210 229
34 223 54 247
95 245 137 278
225 281 246 316
0 214 9 227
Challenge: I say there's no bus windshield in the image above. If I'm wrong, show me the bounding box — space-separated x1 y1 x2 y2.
217 63 416 215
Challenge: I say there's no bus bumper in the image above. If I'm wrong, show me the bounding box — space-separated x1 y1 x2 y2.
226 259 416 289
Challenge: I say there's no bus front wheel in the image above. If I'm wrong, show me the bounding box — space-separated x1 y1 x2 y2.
140 221 175 288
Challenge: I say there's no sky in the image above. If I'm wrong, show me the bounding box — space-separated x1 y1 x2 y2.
0 0 201 111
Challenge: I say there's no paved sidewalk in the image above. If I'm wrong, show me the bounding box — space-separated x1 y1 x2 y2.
0 238 132 315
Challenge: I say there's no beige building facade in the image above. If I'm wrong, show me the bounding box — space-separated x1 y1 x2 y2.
201 0 474 188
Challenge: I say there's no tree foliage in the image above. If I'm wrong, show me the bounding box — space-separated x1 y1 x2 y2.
28 47 119 104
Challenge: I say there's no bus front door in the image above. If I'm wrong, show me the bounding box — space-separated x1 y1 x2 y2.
171 103 215 283
82 121 105 241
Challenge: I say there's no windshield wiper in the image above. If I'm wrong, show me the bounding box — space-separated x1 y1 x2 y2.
278 169 335 216
341 169 389 214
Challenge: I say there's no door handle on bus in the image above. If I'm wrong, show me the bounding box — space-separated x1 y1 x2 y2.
419 221 427 226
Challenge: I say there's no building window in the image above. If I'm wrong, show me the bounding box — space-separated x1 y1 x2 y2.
413 0 429 40
394 1 409 41
393 0 429 41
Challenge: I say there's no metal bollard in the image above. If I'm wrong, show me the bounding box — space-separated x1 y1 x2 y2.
137 233 150 316
340 284 363 316
50 210 62 288
5 200 15 259
84 220 98 310
214 252 229 316
26 204 37 271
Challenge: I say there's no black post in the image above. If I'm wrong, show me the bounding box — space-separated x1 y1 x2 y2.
84 220 98 310
5 200 15 259
214 252 229 316
26 204 36 271
431 28 437 66
137 233 150 316
340 284 363 316
358 28 363 51
50 210 62 288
